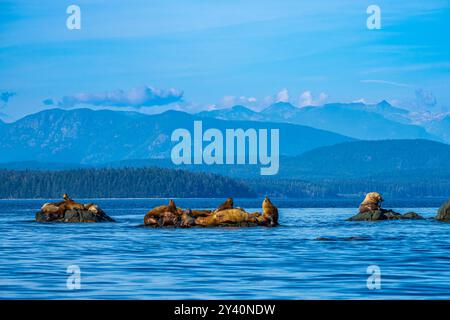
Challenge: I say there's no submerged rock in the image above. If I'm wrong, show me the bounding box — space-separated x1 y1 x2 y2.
36 195 114 223
315 236 370 241
436 198 450 222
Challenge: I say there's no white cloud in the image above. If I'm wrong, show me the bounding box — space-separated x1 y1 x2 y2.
299 91 328 107
276 88 289 102
219 95 259 108
53 85 183 108
352 98 367 104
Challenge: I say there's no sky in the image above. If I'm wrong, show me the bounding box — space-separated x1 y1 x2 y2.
1 0 449 120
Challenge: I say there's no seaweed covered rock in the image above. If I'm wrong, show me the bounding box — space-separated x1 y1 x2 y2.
143 197 279 228
347 192 423 221
36 194 114 223
436 198 450 222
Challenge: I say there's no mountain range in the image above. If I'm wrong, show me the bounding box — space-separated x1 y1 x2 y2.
119 139 450 179
4 138 449 181
197 101 448 142
0 108 354 164
1 105 448 198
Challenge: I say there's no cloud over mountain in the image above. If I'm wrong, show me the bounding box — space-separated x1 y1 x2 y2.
299 91 328 107
276 88 289 102
50 86 183 108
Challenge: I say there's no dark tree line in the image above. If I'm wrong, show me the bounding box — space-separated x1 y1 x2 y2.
1 167 448 199
0 168 255 199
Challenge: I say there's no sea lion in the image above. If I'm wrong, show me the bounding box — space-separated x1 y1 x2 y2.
84 203 106 216
195 208 250 226
144 199 181 225
247 212 264 223
59 199 85 211
215 208 249 224
262 196 278 226
36 197 114 223
41 203 60 214
215 198 233 212
190 209 212 217
195 213 217 226
358 192 383 214
159 211 179 227
167 199 177 213
180 209 196 228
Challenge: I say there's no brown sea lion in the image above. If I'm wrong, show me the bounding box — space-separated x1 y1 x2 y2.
215 198 233 212
167 199 177 213
262 196 278 226
41 203 60 214
195 214 217 226
60 199 85 211
144 199 181 225
358 192 383 214
195 208 250 226
215 208 249 224
190 209 212 217
247 212 264 223
180 209 196 228
144 216 159 226
159 211 179 227
84 203 106 216
63 193 72 201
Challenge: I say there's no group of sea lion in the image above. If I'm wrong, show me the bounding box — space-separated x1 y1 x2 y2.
35 192 450 225
143 197 279 227
37 194 114 222
36 194 279 226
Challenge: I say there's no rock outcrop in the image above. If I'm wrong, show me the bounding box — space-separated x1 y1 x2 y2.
36 195 114 223
347 209 423 221
347 192 423 221
143 197 279 228
436 198 450 222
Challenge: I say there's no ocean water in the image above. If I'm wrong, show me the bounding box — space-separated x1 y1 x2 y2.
1 198 449 300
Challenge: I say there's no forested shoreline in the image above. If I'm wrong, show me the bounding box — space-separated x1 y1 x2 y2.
0 168 255 199
0 167 448 199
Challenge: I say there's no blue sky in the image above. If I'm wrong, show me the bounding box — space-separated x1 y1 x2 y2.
1 0 449 120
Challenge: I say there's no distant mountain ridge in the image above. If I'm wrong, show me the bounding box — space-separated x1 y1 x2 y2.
198 101 445 142
4 139 448 179
282 139 450 179
425 115 450 144
2 139 448 198
197 105 264 121
0 108 354 164
100 139 450 181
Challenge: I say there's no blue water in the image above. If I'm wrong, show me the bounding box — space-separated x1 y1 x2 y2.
1 198 450 299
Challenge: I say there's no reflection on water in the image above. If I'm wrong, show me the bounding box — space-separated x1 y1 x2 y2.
0 198 449 299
